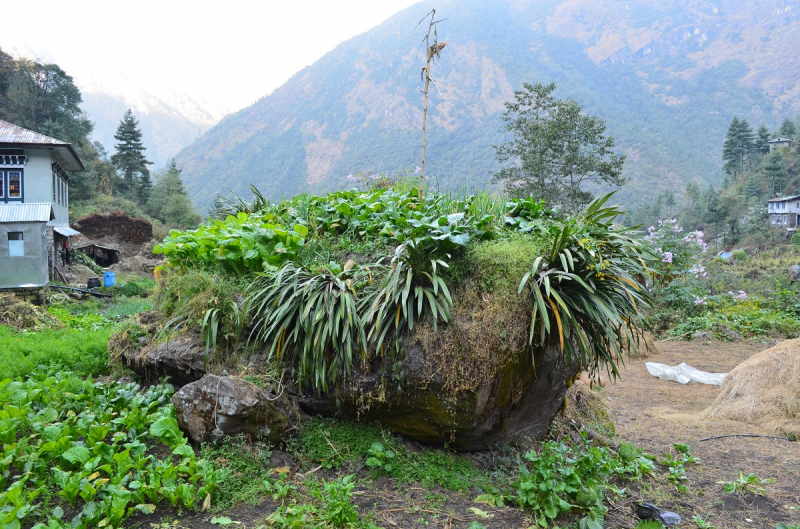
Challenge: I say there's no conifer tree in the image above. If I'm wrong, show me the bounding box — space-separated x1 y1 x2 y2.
147 159 202 228
745 174 760 200
755 124 771 154
111 109 152 201
779 118 797 139
722 117 741 177
763 153 788 196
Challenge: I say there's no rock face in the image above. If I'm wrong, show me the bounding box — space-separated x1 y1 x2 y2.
123 333 206 387
297 338 578 451
173 375 300 444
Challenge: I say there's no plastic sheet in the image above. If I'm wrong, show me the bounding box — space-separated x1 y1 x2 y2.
645 362 727 386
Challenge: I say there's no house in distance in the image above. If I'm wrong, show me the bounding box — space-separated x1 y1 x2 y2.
0 119 84 301
767 194 800 229
768 137 795 153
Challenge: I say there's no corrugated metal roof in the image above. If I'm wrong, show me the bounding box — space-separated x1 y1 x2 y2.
0 119 85 171
53 226 81 237
0 120 70 145
768 195 800 203
769 137 795 143
0 203 55 223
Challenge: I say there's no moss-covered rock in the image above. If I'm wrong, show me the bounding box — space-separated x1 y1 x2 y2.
296 237 579 451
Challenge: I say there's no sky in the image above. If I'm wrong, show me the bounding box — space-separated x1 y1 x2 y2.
1 0 421 115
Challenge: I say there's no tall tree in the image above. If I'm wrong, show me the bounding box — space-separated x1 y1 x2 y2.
762 153 788 196
146 159 201 228
111 109 152 202
755 123 771 155
779 118 797 139
745 174 760 200
722 117 755 178
722 117 741 177
493 82 626 212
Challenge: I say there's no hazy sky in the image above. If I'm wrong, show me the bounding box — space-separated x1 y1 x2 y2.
1 0 421 114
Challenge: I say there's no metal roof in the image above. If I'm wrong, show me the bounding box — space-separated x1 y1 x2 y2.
768 137 795 143
53 226 81 237
768 195 800 203
0 119 84 171
0 203 55 223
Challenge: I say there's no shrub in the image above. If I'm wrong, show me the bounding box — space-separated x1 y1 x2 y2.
155 269 243 358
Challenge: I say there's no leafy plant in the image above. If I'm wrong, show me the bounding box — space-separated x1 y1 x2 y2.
513 437 654 527
518 194 653 377
720 472 772 494
0 372 223 529
362 239 453 356
246 262 368 392
365 442 396 472
660 443 699 493
311 475 359 527
693 515 716 528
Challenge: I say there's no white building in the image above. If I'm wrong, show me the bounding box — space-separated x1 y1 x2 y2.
767 195 800 228
0 119 84 292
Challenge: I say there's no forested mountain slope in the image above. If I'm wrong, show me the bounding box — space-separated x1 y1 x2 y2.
175 0 800 211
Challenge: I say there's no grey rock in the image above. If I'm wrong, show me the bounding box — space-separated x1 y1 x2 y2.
172 375 300 444
123 333 206 387
692 330 715 343
296 338 577 451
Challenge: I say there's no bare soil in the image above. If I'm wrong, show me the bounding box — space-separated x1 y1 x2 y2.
600 339 800 528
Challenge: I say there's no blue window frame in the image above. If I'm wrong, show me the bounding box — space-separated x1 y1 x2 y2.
0 170 24 202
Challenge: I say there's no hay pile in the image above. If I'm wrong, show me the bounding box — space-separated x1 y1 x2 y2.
703 338 800 438
0 294 63 331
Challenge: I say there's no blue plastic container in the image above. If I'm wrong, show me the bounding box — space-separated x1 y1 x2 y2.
103 271 116 287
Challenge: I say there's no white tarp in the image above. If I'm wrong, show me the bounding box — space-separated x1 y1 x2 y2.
645 362 727 386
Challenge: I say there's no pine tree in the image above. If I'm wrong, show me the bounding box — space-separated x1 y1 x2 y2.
147 159 202 228
755 124 771 154
779 118 797 139
111 109 152 202
722 117 741 177
737 118 755 171
763 153 788 196
745 174 760 200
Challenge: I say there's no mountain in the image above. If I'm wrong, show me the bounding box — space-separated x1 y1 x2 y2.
2 43 226 168
79 78 226 168
174 0 800 211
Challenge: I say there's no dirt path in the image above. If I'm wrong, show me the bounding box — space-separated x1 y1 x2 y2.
601 339 800 528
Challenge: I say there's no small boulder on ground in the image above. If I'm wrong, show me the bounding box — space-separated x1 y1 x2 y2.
123 333 207 387
172 375 300 444
693 330 715 343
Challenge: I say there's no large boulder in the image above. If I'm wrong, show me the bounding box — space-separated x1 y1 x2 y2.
173 375 300 444
122 332 206 387
297 334 578 451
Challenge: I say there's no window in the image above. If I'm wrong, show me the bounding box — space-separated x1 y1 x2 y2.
8 172 21 198
0 170 23 202
8 232 23 257
53 173 57 201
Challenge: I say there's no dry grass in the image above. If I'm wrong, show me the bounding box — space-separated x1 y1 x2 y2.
703 338 800 438
0 294 62 331
413 281 530 395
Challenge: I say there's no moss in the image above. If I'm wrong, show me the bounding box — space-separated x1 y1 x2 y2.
465 234 548 304
412 234 546 396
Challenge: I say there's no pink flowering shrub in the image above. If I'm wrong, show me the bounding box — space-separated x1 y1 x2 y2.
642 219 708 285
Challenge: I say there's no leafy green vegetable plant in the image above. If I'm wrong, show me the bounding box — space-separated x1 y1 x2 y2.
0 371 223 529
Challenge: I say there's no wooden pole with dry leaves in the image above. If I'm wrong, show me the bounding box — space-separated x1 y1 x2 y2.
419 9 446 201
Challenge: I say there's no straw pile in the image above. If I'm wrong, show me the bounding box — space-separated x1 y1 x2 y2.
703 338 800 437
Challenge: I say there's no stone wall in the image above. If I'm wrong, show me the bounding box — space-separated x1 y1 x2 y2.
0 287 46 305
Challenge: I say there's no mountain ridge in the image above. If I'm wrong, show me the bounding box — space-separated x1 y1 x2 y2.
174 0 800 211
